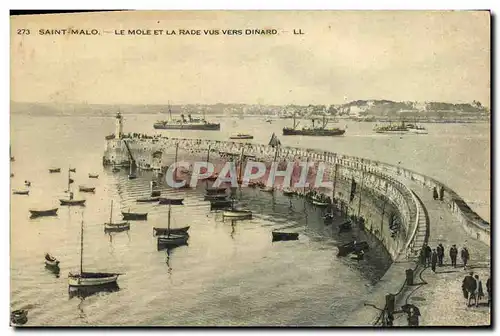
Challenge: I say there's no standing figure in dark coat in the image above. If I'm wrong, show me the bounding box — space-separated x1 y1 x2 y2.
474 275 484 307
433 187 438 200
436 243 445 266
431 249 438 272
407 307 420 326
462 272 477 307
486 277 491 306
450 245 458 267
461 247 470 270
425 244 432 267
439 186 444 201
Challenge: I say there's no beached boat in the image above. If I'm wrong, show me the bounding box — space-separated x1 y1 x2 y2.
49 168 61 173
10 309 28 326
88 173 99 179
68 214 121 288
79 186 96 193
29 208 58 217
121 211 148 220
153 226 190 236
272 231 299 242
229 133 253 140
44 253 60 267
13 189 29 195
337 241 369 257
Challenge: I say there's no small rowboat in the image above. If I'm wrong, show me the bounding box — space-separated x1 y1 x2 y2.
157 234 189 248
158 198 184 205
153 226 190 236
121 211 148 220
79 186 96 193
68 272 120 287
69 168 76 173
204 194 228 201
137 196 160 203
10 309 28 326
128 174 137 180
49 168 61 173
104 222 130 231
222 209 252 219
229 133 253 140
88 174 99 179
337 241 369 257
150 190 161 197
272 231 299 242
13 190 29 195
45 253 60 267
311 199 329 207
29 208 58 217
60 199 86 206
210 199 232 210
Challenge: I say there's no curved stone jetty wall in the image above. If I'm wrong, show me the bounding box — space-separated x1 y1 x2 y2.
103 137 423 260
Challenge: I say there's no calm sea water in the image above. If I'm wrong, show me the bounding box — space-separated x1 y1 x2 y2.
10 109 490 326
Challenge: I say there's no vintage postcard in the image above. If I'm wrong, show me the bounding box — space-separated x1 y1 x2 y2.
10 10 490 327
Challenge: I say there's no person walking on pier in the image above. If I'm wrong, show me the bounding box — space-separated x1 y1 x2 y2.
462 272 477 307
473 275 484 307
436 243 445 266
439 186 444 201
432 187 438 200
431 249 438 273
425 243 432 267
486 277 491 306
450 245 458 267
461 246 470 270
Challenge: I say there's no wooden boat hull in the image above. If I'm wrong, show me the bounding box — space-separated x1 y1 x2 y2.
158 198 184 205
137 197 160 203
337 241 369 257
157 234 189 248
128 175 137 180
204 194 228 201
45 259 60 267
311 200 329 207
153 226 190 236
272 231 299 242
104 222 130 231
13 190 29 195
223 210 252 219
121 212 148 220
10 309 28 326
210 200 233 210
60 199 86 206
29 208 58 217
68 272 119 287
49 168 61 173
230 136 253 140
205 187 227 194
79 186 96 193
88 174 99 179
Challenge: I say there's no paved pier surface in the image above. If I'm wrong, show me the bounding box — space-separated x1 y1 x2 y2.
392 178 490 327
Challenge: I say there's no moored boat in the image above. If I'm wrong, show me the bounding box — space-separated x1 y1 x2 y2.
157 234 189 248
69 168 76 173
79 186 96 193
311 198 330 207
60 198 86 206
282 188 296 196
229 133 253 140
204 193 228 201
158 197 184 205
44 253 60 267
121 211 148 220
29 208 58 217
153 226 190 236
10 309 28 326
137 196 160 203
150 190 161 197
112 167 120 173
13 189 29 195
272 231 299 242
49 168 61 173
337 241 369 257
209 199 233 210
88 173 99 178
205 186 227 195
104 222 130 231
223 209 252 219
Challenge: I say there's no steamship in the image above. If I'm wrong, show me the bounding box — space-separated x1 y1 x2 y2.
153 105 220 131
282 114 346 136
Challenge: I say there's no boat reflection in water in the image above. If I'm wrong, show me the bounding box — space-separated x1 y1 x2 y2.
68 282 120 300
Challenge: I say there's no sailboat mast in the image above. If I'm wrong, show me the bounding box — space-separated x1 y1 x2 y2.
67 168 71 192
167 203 172 236
109 200 113 224
80 214 84 275
238 147 244 183
174 142 179 180
168 102 172 120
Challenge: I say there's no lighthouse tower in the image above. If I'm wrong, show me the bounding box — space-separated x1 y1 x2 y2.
115 111 123 139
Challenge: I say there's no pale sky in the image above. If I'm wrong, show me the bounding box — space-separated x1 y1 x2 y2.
10 11 490 106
